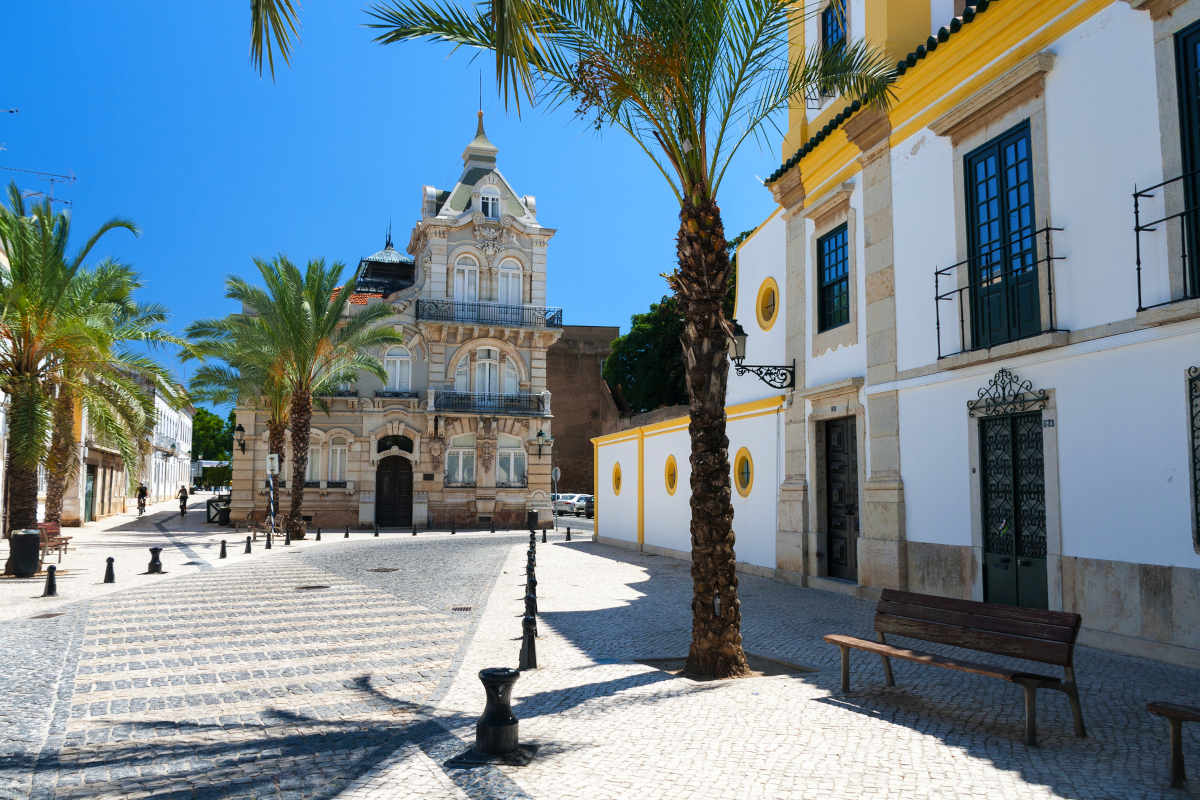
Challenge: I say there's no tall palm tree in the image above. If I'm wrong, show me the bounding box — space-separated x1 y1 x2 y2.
42 260 181 525
188 256 403 538
0 184 156 536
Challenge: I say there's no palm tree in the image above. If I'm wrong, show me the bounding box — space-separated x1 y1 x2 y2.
246 0 893 678
42 260 181 525
0 184 156 536
188 256 403 538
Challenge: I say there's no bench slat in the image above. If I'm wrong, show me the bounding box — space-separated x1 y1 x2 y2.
880 589 1081 631
875 612 1074 666
824 635 1060 683
1147 702 1200 723
877 600 1077 644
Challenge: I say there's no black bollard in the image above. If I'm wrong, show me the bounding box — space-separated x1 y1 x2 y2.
518 614 538 669
345 525 350 539
566 528 572 542
374 524 379 538
245 536 252 554
103 557 115 584
451 522 456 535
284 528 291 546
266 531 272 550
219 540 227 559
316 527 321 542
147 547 163 574
412 522 417 536
525 587 538 622
475 668 521 755
542 530 547 544
526 572 537 595
490 518 496 534
42 565 57 597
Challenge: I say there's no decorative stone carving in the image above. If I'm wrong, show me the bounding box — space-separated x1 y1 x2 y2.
428 436 447 472
477 440 496 473
474 226 517 263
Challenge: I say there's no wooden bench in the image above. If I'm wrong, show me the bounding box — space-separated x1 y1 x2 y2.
235 510 267 536
1147 702 1199 787
824 589 1087 746
37 522 72 564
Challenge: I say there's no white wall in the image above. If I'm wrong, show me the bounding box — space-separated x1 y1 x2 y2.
727 409 783 569
596 436 639 543
729 212 788 406
929 0 955 34
643 426 692 554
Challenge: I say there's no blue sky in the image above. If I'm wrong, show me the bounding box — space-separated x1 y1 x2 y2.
1 2 783 385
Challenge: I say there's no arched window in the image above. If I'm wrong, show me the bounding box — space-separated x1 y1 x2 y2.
497 433 526 486
505 358 519 394
454 360 469 392
476 348 500 395
377 435 413 454
384 346 412 392
480 186 501 219
306 437 322 485
454 254 479 302
498 258 522 305
329 436 347 483
447 434 476 484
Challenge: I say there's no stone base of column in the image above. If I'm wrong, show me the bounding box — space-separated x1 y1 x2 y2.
859 476 907 590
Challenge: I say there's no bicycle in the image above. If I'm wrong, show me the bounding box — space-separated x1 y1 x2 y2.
137 497 146 516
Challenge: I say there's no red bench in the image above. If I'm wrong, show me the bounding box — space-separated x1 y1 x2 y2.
37 522 72 564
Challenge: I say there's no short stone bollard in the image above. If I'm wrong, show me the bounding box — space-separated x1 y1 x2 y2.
103 557 115 584
147 547 163 574
566 527 571 542
475 668 521 755
316 527 322 542
219 540 227 559
42 565 57 597
345 525 350 539
519 614 538 669
245 536 252 554
265 531 273 550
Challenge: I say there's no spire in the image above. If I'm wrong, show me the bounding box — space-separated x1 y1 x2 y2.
462 110 499 166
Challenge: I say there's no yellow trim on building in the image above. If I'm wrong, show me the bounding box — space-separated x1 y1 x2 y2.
593 437 600 537
734 447 754 498
637 429 645 545
594 395 787 447
664 454 678 496
756 276 780 331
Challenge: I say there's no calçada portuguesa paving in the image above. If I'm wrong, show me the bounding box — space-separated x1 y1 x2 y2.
0 497 1197 799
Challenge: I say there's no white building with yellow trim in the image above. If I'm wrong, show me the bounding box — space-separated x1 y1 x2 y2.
595 0 1200 668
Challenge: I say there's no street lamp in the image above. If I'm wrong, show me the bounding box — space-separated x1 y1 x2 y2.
234 424 245 454
536 429 554 457
727 318 796 389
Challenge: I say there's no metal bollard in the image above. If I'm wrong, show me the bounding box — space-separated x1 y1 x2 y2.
451 523 456 535
266 531 272 550
316 527 321 542
518 614 538 669
245 536 252 554
284 529 291 546
525 586 538 621
566 528 571 542
345 525 350 539
412 522 417 536
219 540 227 559
104 557 115 584
374 524 379 538
491 518 496 534
475 668 521 755
148 547 163 574
42 565 57 597
542 530 547 544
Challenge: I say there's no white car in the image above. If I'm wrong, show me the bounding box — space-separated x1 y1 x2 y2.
553 494 581 514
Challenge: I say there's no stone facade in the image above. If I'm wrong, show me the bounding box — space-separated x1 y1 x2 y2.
545 325 619 494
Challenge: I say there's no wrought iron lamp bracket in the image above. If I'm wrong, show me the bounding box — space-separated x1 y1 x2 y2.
733 358 796 390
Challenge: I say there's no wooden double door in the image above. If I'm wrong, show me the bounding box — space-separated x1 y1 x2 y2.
376 456 413 527
825 417 859 581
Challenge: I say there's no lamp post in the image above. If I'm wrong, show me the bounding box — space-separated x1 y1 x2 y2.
234 423 246 454
727 319 796 389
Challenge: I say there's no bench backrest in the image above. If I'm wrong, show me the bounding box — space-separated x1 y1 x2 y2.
875 589 1082 667
37 522 61 538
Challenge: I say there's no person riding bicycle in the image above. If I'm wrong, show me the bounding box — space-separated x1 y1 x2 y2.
136 483 148 515
177 485 189 517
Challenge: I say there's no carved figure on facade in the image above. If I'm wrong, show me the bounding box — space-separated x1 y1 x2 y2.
473 226 517 263
427 436 447 472
477 440 496 473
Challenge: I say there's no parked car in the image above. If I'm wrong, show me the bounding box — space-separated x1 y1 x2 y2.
573 495 594 518
553 494 581 514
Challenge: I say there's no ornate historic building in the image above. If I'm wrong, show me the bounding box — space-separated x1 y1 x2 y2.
229 113 562 529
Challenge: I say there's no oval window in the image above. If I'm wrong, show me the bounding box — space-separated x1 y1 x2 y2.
733 447 753 497
613 462 622 495
756 277 779 331
665 455 678 496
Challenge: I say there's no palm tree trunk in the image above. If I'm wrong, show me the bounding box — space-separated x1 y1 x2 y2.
677 194 750 680
267 418 286 529
43 386 75 524
286 391 311 539
4 462 40 573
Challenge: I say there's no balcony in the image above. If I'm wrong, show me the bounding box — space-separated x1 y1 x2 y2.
375 390 420 399
497 472 528 489
433 390 549 417
416 299 563 328
1134 172 1200 318
935 226 1065 361
444 476 476 488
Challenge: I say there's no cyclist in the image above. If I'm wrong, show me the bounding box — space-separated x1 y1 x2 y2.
136 483 148 515
177 484 189 517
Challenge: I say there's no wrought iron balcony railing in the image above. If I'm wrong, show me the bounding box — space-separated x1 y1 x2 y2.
375 390 420 399
433 390 548 416
304 480 320 488
416 299 563 328
327 480 347 489
934 226 1064 359
497 472 528 489
1135 171 1200 311
444 476 476 488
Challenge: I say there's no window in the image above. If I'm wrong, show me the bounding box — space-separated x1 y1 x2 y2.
329 436 347 482
497 434 527 486
454 255 479 302
480 188 501 219
821 0 845 51
498 259 522 305
384 346 412 392
965 121 1039 348
505 359 519 393
306 442 321 484
756 277 779 331
476 348 500 394
446 434 476 484
664 455 678 496
612 462 622 495
733 447 753 497
454 360 469 391
377 435 413 453
818 224 850 332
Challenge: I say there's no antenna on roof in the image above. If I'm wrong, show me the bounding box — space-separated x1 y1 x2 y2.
385 220 393 249
479 70 482 113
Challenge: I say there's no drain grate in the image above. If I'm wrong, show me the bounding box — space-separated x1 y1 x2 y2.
451 606 473 612
295 585 331 591
31 613 64 619
366 568 399 573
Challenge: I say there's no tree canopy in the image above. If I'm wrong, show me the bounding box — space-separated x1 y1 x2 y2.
192 408 234 461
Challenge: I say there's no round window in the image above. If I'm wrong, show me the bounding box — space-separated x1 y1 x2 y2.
613 462 622 495
756 277 779 331
733 447 753 497
665 455 678 496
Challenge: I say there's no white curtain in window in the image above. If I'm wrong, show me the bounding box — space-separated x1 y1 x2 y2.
454 258 478 302
306 446 321 482
497 450 526 484
454 361 469 391
498 261 522 305
447 449 475 483
505 361 519 393
384 346 411 391
329 438 347 481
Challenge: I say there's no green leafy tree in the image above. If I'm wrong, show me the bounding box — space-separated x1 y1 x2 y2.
191 407 233 461
248 0 893 678
187 256 403 538
603 296 687 413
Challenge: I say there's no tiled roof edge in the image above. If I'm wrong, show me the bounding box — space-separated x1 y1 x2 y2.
766 0 998 186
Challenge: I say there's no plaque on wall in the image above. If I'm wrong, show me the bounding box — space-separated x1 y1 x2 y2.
360 492 375 503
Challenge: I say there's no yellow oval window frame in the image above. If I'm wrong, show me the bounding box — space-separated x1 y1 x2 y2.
756 277 779 331
612 462 622 495
733 447 754 497
664 455 678 496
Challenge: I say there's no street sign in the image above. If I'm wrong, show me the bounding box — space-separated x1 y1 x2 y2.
551 467 561 482
266 454 280 475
